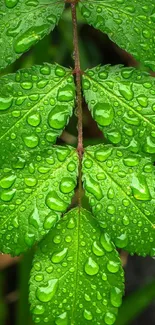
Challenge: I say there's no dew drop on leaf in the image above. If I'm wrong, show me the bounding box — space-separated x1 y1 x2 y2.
36 279 59 302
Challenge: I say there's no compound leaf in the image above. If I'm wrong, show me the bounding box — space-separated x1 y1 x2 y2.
0 63 75 167
29 207 124 325
79 0 155 70
82 144 155 256
0 146 78 255
83 65 155 155
0 0 64 70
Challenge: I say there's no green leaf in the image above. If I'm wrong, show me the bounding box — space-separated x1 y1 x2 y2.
29 207 124 325
82 65 155 155
0 63 75 167
79 0 155 70
82 144 155 256
0 0 64 70
0 146 78 255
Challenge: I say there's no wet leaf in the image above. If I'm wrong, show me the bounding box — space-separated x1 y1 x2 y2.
83 65 155 155
29 207 124 325
0 146 78 255
79 0 155 70
82 144 155 256
0 0 64 70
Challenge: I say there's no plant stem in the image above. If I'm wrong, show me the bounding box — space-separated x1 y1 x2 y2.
71 1 83 206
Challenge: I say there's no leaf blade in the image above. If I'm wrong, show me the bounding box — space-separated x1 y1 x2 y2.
82 65 155 154
0 146 78 255
0 0 64 70
0 63 75 166
79 0 155 70
29 207 124 324
82 144 155 256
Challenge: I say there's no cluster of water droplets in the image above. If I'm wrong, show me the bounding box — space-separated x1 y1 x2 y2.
79 0 155 70
0 0 64 69
83 145 155 256
0 64 75 165
0 145 78 255
83 65 155 154
29 208 124 325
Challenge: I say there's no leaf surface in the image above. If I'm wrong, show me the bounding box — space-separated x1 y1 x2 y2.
0 0 64 70
29 207 124 325
83 65 155 155
79 0 155 70
0 63 75 167
0 146 78 255
82 144 155 256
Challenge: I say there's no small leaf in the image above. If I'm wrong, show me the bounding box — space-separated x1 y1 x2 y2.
0 0 64 70
29 207 124 324
79 0 155 70
0 146 78 255
0 63 75 167
83 65 155 155
82 144 155 256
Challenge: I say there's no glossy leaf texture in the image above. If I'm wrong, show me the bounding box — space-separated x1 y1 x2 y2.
82 144 155 256
79 0 155 70
82 65 155 155
0 0 64 70
29 207 124 325
0 146 78 255
0 63 75 167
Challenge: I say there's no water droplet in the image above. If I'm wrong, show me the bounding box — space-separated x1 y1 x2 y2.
83 309 93 320
0 175 16 189
60 177 75 194
48 105 69 129
51 248 68 264
100 233 113 252
36 279 58 302
84 176 102 200
14 25 48 53
43 213 57 230
84 257 99 275
55 312 68 325
104 312 116 325
58 85 74 102
5 0 19 8
107 260 119 273
32 304 45 315
46 191 68 212
115 233 128 248
110 287 122 307
92 241 104 256
1 189 16 202
119 84 134 100
55 66 66 77
23 135 39 148
95 147 112 162
24 177 37 187
27 113 41 127
67 217 75 229
131 175 151 201
0 97 12 111
94 102 114 126
123 157 139 167
143 136 155 154
29 206 40 229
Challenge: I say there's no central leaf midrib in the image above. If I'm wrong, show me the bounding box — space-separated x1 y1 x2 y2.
0 71 72 141
85 73 155 129
0 150 75 228
86 150 155 229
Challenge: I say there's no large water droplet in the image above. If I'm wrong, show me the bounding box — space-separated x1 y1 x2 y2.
119 84 134 100
0 97 12 111
60 177 75 194
48 105 69 129
95 147 112 162
46 191 68 212
27 113 41 127
131 175 151 201
29 206 40 229
14 25 48 53
36 279 58 302
107 260 119 273
23 135 39 148
5 0 19 8
84 176 102 200
100 233 113 252
0 175 16 189
93 102 114 126
115 233 128 248
110 287 122 307
104 312 116 325
58 85 74 102
92 241 104 256
84 257 99 275
1 189 16 202
83 309 93 320
51 248 68 264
